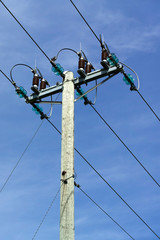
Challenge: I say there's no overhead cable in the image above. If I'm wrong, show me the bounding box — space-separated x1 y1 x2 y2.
0 70 60 192
70 0 110 54
0 0 66 78
0 70 51 192
0 69 15 86
136 89 160 122
45 119 160 239
74 73 119 103
70 0 102 46
120 61 140 90
53 48 80 61
0 121 44 193
74 182 135 240
32 184 62 240
73 150 160 239
90 104 160 188
120 62 160 121
69 0 160 122
0 0 51 62
10 63 34 82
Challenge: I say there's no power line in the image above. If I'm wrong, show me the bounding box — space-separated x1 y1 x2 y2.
0 121 44 193
45 119 160 239
74 182 135 240
120 62 160 122
70 0 102 46
32 184 62 240
10 63 34 83
70 0 111 54
119 61 140 90
0 69 15 85
69 0 160 123
90 104 160 188
0 0 51 62
74 150 160 239
1 0 67 78
46 119 61 135
54 48 79 61
0 70 62 192
0 0 64 77
136 89 160 122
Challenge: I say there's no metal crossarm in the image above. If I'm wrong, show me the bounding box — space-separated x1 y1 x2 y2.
27 66 122 103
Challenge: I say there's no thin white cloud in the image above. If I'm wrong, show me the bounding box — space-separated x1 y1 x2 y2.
94 7 160 53
113 24 160 52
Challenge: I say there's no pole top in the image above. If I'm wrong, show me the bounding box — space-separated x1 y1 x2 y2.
63 71 74 82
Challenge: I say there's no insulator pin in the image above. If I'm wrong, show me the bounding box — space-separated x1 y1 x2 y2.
32 74 39 88
102 49 109 61
78 57 85 69
85 62 92 74
40 79 46 90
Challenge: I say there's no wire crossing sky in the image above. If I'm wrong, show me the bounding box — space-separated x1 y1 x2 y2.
75 182 135 240
0 119 44 193
0 0 160 240
90 104 160 187
0 0 51 62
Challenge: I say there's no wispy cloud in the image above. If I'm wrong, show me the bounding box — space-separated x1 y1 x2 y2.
94 7 160 53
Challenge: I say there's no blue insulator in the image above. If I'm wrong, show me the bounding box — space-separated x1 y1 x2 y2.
20 86 27 96
76 92 83 100
76 88 87 100
52 63 64 76
107 53 119 67
16 86 27 98
123 77 130 85
17 93 24 98
32 107 39 115
32 104 43 115
128 74 134 83
123 74 135 85
39 106 43 113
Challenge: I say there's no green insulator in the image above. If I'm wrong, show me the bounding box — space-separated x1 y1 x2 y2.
123 74 135 85
51 63 64 76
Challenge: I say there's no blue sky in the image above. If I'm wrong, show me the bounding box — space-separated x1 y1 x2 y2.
0 0 160 239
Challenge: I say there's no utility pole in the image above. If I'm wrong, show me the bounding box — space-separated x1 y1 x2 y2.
27 66 121 240
60 71 75 240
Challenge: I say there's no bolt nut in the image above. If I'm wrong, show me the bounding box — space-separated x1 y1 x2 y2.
62 171 66 176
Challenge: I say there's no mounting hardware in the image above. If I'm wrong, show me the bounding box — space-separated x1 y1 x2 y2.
85 62 92 74
101 60 109 70
77 69 86 78
40 78 47 90
31 86 39 94
78 56 86 78
62 171 67 176
61 174 75 185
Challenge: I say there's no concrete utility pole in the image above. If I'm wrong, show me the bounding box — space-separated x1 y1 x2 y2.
60 71 75 240
27 66 121 240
